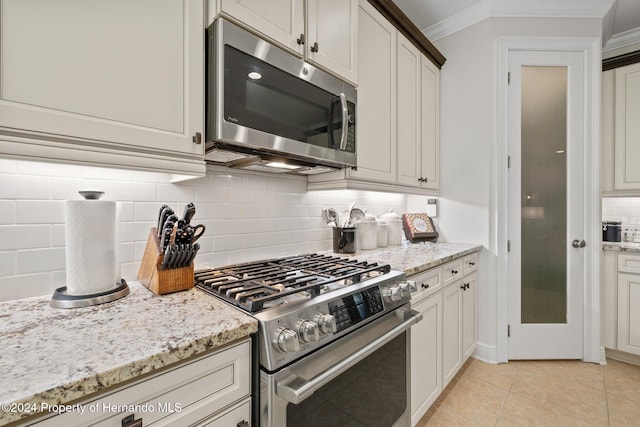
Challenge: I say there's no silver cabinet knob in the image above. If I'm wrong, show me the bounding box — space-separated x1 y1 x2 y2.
314 313 337 335
571 239 586 248
274 328 300 353
297 320 320 343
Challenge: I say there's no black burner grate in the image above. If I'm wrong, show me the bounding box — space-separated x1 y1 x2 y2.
195 253 391 313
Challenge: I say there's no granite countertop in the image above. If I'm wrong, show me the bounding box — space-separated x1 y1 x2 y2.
350 241 482 275
602 242 640 253
0 242 480 425
0 282 257 426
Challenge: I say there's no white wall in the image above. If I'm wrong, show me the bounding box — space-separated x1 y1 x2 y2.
0 159 407 301
603 197 640 224
435 17 602 362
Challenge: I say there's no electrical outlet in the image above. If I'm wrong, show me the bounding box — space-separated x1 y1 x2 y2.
427 198 437 217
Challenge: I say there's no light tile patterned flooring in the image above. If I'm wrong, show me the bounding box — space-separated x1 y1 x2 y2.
417 358 640 427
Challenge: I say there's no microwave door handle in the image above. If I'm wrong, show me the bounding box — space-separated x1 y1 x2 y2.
338 93 349 150
328 96 338 149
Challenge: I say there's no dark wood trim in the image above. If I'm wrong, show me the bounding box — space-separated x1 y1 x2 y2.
603 50 640 71
367 0 446 68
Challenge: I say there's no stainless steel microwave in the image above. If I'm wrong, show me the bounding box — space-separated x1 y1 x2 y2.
205 18 357 174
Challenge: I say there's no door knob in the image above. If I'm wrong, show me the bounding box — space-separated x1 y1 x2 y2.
571 239 586 248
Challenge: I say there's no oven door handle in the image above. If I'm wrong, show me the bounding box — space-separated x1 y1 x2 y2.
275 308 422 405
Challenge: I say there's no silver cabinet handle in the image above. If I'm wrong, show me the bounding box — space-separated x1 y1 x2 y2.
275 308 422 404
571 239 586 248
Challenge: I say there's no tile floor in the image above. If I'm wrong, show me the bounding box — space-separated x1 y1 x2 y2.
416 358 640 427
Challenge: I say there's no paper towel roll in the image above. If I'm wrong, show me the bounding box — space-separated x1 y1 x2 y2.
65 199 119 295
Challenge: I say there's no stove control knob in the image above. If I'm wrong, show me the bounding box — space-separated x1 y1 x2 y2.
274 328 301 353
398 281 415 298
314 313 337 335
383 286 402 302
297 320 320 343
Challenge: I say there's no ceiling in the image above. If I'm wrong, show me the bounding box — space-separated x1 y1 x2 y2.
394 0 640 50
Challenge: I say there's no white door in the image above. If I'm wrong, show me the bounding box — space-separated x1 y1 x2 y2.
507 51 585 359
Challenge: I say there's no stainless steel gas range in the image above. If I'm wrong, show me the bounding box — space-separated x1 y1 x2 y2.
195 253 422 427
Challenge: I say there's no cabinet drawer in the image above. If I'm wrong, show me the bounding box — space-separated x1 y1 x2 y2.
442 259 464 287
34 340 250 427
410 267 442 301
462 253 478 275
618 253 640 274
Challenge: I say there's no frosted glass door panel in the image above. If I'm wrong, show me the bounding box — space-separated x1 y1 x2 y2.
520 66 567 324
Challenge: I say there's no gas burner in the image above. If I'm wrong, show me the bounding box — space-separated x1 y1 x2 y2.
195 253 391 313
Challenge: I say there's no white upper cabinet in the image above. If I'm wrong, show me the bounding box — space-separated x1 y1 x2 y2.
348 0 396 182
0 0 205 175
397 34 422 187
420 57 440 190
219 0 304 54
306 0 358 85
220 0 357 84
615 62 640 191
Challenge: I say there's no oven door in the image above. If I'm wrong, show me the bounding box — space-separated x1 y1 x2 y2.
260 306 422 427
209 19 357 168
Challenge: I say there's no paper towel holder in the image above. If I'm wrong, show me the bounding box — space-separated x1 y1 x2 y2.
50 279 130 309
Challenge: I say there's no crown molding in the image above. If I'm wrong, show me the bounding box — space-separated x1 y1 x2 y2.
425 0 614 42
603 26 640 52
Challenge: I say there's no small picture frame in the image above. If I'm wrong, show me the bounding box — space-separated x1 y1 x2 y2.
402 213 438 243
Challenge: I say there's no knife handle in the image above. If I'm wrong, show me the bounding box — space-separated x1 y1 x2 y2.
183 202 196 224
161 222 174 251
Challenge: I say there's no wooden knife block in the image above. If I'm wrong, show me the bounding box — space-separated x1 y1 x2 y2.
138 228 194 295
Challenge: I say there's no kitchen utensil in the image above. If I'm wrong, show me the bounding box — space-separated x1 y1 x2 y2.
157 204 169 231
183 202 196 224
158 207 174 238
343 199 356 227
189 224 206 243
381 209 403 245
350 208 365 223
321 208 338 226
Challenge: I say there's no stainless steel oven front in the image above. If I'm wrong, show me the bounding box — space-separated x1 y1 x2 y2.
260 305 420 427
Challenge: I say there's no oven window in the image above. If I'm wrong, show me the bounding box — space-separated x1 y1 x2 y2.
224 46 355 153
286 333 407 427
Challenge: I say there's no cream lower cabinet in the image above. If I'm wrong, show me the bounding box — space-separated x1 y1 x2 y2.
410 253 478 424
617 253 640 356
0 0 205 176
27 340 251 427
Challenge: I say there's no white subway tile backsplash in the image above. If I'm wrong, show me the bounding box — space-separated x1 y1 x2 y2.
0 252 16 277
0 175 51 200
0 225 51 250
0 201 15 224
17 248 65 274
603 198 640 226
16 201 65 224
0 273 52 302
0 162 410 301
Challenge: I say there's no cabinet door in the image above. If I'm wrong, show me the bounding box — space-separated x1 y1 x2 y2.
0 0 203 157
420 57 440 190
220 0 304 55
442 281 462 387
615 62 640 190
306 0 358 84
462 273 477 361
617 273 640 355
396 34 422 187
410 292 442 425
349 0 396 183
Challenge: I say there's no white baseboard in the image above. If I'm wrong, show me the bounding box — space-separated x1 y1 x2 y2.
605 348 640 366
472 341 498 364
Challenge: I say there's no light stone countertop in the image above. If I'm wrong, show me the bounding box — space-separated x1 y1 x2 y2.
0 242 481 425
0 282 257 426
347 241 483 275
602 242 640 253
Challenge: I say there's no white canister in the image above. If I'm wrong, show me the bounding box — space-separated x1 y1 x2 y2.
356 214 377 250
377 220 388 247
381 209 403 245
